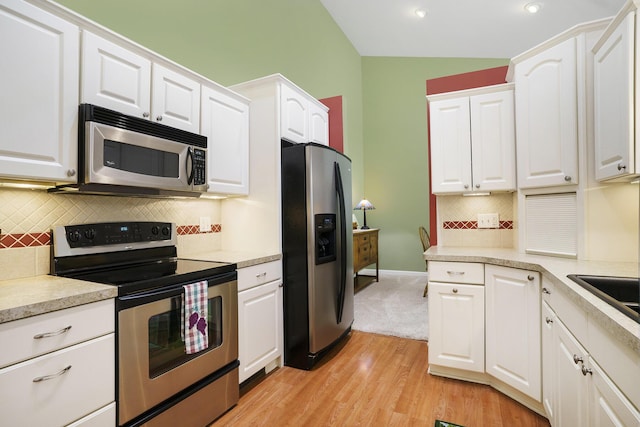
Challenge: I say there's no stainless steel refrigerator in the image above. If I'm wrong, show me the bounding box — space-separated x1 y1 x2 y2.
281 141 354 370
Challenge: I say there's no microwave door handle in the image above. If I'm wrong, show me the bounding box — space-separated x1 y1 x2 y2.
186 147 195 185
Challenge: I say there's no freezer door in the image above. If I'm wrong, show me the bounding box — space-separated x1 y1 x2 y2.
305 145 353 353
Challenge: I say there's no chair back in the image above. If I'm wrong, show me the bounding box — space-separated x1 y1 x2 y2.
419 226 431 252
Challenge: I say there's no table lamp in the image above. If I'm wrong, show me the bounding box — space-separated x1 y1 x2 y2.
354 199 375 229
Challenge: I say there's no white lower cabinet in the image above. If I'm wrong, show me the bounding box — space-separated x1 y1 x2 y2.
428 282 484 372
237 261 283 383
0 300 115 427
485 265 541 401
542 284 640 427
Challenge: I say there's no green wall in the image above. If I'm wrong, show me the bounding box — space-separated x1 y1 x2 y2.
57 0 510 272
56 0 366 197
360 57 509 272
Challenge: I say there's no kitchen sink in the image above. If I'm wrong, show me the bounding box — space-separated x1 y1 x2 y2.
567 274 639 322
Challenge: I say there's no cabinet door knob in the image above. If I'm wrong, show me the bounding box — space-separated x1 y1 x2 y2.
617 164 627 171
66 169 76 177
475 184 480 188
464 184 469 189
545 317 553 324
156 116 163 121
452 288 458 293
581 366 593 376
542 287 551 295
564 176 572 182
573 354 584 365
142 112 150 118
527 275 534 281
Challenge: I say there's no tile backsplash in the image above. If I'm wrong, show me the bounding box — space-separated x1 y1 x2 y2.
437 193 515 248
0 188 223 280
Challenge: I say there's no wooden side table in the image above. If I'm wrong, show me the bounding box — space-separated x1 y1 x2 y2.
353 228 379 282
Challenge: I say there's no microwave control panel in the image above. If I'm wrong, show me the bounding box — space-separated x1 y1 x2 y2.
192 148 206 185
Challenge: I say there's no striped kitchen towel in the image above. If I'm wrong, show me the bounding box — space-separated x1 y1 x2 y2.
183 280 208 354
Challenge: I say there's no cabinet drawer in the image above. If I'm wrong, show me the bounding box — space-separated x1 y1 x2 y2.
428 262 484 284
237 260 282 292
67 402 115 427
0 334 115 427
0 299 114 368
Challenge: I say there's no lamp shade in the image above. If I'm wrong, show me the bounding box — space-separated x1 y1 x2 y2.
353 199 375 211
353 199 375 229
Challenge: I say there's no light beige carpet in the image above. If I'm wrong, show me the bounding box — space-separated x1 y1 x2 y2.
352 272 429 341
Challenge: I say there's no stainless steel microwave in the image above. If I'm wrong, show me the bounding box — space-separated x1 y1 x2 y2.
53 104 208 197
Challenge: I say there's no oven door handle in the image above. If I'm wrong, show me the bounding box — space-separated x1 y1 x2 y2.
117 271 237 309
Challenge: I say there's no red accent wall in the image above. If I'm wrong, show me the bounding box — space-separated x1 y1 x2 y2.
320 96 343 153
426 66 508 245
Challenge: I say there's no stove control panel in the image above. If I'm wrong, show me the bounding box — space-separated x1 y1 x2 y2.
64 221 173 248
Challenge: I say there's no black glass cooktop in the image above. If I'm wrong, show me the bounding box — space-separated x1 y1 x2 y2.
61 257 236 296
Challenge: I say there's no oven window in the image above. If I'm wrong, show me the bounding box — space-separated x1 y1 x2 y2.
148 295 223 378
104 139 179 178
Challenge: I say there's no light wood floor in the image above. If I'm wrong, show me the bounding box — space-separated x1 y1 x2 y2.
213 331 550 426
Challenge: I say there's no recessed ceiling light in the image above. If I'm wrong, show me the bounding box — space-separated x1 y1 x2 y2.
524 2 542 14
415 8 427 18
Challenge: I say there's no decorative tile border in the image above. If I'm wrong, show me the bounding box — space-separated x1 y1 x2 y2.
0 232 51 249
0 224 222 249
177 224 222 235
443 220 513 230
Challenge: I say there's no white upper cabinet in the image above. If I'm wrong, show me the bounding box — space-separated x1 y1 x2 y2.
513 37 579 188
280 82 329 145
0 0 79 183
309 101 329 145
281 83 309 143
428 84 515 194
151 64 201 133
82 31 200 133
81 31 151 119
201 84 250 195
593 10 637 181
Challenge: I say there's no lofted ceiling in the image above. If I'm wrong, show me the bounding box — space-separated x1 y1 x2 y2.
319 0 626 58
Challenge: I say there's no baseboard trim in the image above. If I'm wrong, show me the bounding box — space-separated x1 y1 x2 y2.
358 268 428 279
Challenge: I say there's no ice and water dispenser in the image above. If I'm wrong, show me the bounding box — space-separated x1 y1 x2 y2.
314 214 336 264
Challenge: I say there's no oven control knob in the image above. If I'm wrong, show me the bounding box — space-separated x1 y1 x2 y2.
84 229 96 240
151 225 160 235
161 226 171 236
67 230 81 243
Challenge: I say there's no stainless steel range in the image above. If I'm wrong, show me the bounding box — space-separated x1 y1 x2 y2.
51 221 239 427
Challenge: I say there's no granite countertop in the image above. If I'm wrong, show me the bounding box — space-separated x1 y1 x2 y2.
424 246 640 353
0 275 117 324
184 250 281 269
0 251 281 325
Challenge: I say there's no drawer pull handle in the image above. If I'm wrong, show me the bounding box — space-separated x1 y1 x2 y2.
573 354 583 365
33 325 72 339
542 288 551 295
33 365 72 383
452 288 458 294
446 271 465 276
545 317 553 324
256 272 267 279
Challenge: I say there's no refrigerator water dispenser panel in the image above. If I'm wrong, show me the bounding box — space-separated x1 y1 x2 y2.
315 214 336 264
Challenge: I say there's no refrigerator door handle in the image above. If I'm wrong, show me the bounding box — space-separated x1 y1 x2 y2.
334 161 347 324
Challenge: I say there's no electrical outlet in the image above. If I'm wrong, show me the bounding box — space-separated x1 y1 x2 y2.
478 213 499 229
199 216 211 233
